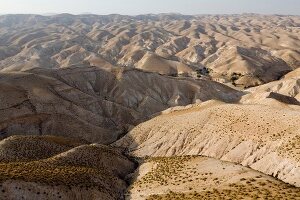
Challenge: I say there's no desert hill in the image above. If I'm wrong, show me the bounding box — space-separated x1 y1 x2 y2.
135 52 195 76
203 46 292 87
0 66 241 143
0 135 85 162
0 14 299 87
242 68 300 102
115 100 300 187
0 135 135 200
128 156 300 200
0 13 299 199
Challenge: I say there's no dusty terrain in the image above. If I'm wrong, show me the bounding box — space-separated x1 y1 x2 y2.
0 13 299 199
0 14 299 87
0 135 135 200
115 100 300 187
128 156 300 200
0 67 241 143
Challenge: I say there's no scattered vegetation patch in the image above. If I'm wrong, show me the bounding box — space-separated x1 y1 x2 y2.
278 135 300 162
0 140 135 199
0 135 86 163
147 180 300 200
135 156 196 187
0 161 104 187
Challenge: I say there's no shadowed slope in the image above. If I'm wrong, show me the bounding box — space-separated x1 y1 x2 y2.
0 67 242 143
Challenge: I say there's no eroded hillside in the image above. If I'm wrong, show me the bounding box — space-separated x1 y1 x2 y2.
0 13 299 200
0 14 299 87
0 66 241 143
115 100 300 187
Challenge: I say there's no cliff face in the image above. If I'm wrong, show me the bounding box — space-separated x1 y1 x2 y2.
115 100 300 187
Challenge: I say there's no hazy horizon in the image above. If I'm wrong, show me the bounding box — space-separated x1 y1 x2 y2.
0 12 299 17
0 0 299 16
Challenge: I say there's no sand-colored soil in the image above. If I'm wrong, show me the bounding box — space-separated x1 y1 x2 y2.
128 156 300 200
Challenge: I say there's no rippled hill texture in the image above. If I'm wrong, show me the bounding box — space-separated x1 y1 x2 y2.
0 14 299 87
0 13 299 200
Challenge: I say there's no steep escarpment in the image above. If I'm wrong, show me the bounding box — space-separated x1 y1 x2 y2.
115 100 300 187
